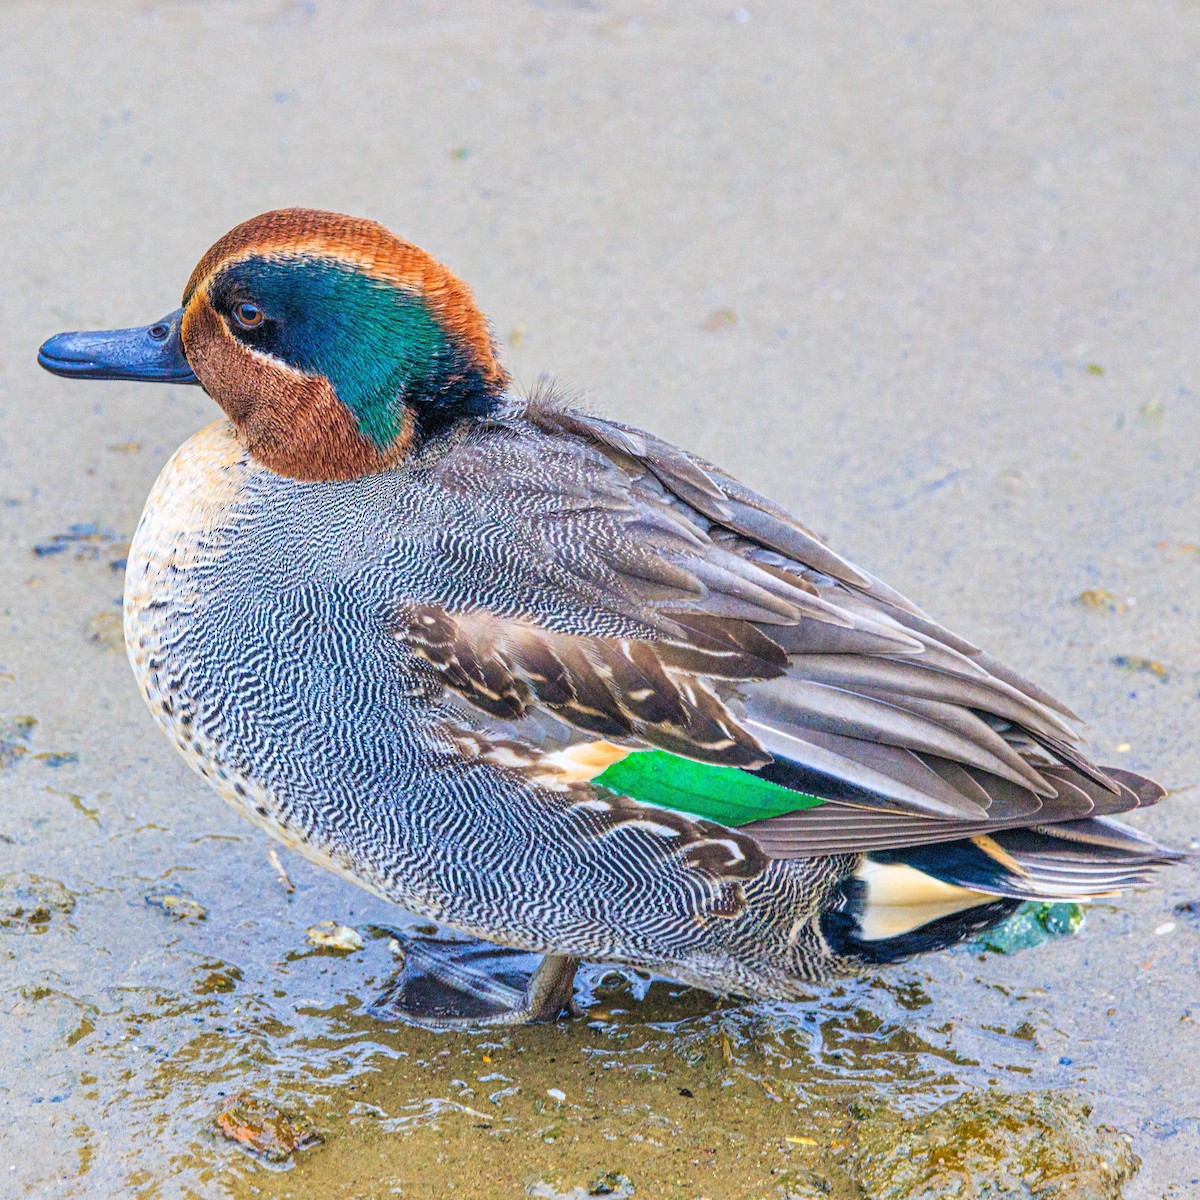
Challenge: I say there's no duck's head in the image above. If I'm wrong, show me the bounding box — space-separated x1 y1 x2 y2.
38 208 510 479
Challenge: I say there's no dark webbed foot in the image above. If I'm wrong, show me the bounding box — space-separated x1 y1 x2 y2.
369 932 582 1027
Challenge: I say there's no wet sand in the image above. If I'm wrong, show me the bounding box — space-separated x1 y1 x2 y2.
2 3 1198 1196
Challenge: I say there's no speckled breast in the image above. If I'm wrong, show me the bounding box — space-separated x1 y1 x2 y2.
121 420 441 903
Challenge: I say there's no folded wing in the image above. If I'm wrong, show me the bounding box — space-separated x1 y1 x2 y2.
396 399 1177 876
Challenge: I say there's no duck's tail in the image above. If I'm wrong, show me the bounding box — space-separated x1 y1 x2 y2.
820 774 1186 964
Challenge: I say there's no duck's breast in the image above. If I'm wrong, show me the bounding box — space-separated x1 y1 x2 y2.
122 421 444 857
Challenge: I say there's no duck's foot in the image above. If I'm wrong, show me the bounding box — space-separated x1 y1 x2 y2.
368 932 582 1027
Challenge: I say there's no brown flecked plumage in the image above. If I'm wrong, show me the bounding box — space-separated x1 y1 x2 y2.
180 297 415 480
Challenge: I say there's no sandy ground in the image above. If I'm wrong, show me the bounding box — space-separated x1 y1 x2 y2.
2 2 1198 1197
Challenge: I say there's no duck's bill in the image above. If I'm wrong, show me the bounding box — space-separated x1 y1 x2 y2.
37 307 198 383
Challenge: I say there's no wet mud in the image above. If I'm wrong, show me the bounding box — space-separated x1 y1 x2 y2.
3 3 1199 1197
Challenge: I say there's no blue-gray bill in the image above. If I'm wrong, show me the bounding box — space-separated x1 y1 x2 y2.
37 307 198 383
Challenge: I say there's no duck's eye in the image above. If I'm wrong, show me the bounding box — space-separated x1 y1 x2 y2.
231 302 264 330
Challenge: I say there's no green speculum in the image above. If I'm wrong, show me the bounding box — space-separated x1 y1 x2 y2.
592 749 825 825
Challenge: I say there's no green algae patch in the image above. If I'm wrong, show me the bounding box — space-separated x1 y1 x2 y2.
196 970 1135 1200
851 1089 1137 1199
0 714 37 769
7 912 1144 1200
1111 654 1170 682
0 872 76 932
226 1043 1137 1200
974 901 1084 955
0 715 79 774
34 750 80 768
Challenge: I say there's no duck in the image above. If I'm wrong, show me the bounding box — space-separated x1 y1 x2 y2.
38 208 1182 1024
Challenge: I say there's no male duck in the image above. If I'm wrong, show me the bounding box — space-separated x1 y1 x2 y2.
39 209 1180 1023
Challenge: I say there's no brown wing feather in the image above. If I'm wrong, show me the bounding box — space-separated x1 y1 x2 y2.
404 606 769 766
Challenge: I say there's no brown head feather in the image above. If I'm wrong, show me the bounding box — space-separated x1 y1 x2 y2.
179 299 415 480
179 208 508 481
183 207 507 392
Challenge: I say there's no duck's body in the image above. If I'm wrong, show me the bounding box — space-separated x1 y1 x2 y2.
43 208 1181 1020
125 415 860 997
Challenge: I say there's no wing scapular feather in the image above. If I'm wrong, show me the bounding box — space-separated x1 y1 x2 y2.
404 605 769 766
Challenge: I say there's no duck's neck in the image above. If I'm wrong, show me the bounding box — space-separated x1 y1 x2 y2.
234 374 419 482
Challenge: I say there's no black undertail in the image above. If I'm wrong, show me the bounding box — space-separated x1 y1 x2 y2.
821 876 1021 965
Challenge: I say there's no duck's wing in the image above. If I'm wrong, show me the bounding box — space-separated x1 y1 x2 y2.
401 401 1176 877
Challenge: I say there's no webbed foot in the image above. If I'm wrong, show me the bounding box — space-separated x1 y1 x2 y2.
368 931 582 1027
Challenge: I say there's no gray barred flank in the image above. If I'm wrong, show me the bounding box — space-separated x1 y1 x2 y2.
120 422 859 990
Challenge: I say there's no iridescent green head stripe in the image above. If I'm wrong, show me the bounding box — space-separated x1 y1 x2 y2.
207 254 497 448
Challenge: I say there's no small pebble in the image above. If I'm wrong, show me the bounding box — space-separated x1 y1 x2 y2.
699 307 736 332
1154 921 1176 936
214 1093 322 1163
83 611 125 651
1111 655 1169 683
305 921 363 952
145 888 207 922
1074 588 1129 613
547 1087 566 1103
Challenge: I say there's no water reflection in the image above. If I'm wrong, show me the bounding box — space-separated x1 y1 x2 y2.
19 923 1064 1197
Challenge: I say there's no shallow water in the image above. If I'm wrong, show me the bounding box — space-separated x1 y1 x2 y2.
4 2 1200 1196
0 874 1134 1200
